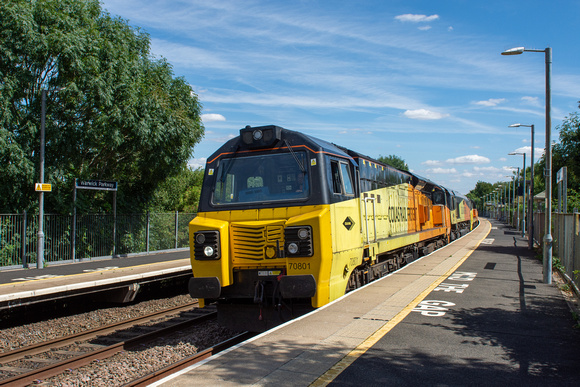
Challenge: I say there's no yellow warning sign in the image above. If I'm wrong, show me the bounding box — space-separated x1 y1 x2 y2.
35 183 52 192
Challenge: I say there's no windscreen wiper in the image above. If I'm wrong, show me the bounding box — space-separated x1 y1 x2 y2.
284 140 305 173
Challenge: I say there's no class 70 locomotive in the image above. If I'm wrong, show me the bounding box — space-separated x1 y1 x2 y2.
188 125 478 331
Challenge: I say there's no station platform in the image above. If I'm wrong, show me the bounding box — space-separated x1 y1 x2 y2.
0 249 191 309
154 219 580 386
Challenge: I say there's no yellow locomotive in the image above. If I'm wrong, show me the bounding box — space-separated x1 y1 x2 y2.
188 125 477 331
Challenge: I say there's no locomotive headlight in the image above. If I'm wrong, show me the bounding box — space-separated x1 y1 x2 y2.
284 226 313 257
204 246 215 257
287 242 299 255
193 230 220 260
252 129 263 140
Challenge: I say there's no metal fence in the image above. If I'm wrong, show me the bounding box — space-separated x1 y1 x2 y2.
551 212 580 290
486 207 580 290
0 212 195 269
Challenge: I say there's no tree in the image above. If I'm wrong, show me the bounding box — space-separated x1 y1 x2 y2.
535 102 580 211
378 154 409 171
149 166 204 212
0 0 204 213
467 181 495 210
468 181 494 199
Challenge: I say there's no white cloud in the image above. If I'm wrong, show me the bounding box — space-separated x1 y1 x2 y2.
187 158 207 169
473 166 501 172
446 155 490 164
339 128 373 135
426 167 457 174
418 26 432 31
201 113 226 122
395 14 439 23
512 146 546 158
403 109 449 120
422 160 442 166
474 98 506 107
521 96 541 107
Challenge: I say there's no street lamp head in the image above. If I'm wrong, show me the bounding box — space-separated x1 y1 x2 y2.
501 47 525 55
508 152 523 156
509 123 533 128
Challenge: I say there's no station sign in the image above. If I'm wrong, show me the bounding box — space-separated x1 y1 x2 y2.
76 179 117 191
35 183 52 192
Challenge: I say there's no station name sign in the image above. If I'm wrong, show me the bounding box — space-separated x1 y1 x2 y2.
76 179 117 191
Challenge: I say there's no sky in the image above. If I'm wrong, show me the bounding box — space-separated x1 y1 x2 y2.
101 0 580 195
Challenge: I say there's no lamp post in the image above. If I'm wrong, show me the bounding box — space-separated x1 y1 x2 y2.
37 89 47 269
504 176 512 224
509 152 526 237
496 187 502 220
505 182 509 221
36 86 65 269
502 46 552 284
511 167 520 230
509 123 535 249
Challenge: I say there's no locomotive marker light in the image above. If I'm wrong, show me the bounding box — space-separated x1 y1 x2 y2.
509 123 535 250
502 46 552 284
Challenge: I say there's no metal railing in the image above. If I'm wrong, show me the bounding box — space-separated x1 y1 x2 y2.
0 212 195 269
549 212 580 290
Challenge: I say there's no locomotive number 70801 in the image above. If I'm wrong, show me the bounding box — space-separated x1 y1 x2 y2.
289 262 311 270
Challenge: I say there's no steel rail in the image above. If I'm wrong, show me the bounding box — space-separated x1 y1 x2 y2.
0 304 212 386
124 331 256 387
0 301 198 364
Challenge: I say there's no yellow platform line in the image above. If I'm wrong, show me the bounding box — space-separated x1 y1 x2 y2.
310 220 491 386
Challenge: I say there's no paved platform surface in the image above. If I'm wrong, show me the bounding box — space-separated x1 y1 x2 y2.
154 219 580 386
0 250 190 308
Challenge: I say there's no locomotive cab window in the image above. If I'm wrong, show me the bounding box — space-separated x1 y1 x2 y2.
212 152 309 205
330 160 355 196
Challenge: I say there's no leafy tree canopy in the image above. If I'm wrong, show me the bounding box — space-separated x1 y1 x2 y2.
534 101 580 211
0 0 204 213
551 103 580 191
378 154 409 171
149 166 204 213
467 181 494 200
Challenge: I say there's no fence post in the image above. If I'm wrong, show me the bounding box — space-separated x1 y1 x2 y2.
175 210 179 249
146 211 150 254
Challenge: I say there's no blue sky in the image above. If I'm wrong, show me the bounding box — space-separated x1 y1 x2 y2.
101 0 580 194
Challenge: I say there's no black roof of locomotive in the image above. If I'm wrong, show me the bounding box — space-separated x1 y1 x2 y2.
205 125 355 166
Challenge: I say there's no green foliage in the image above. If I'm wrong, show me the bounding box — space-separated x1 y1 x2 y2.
378 154 409 171
149 167 204 212
534 102 580 212
468 181 494 198
467 181 495 208
0 0 204 214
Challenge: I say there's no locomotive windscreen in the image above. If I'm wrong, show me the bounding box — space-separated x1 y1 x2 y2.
212 152 309 205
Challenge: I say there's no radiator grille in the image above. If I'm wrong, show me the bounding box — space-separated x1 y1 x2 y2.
231 224 284 261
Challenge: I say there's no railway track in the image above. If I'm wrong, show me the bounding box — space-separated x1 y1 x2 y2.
0 301 211 386
125 331 255 386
